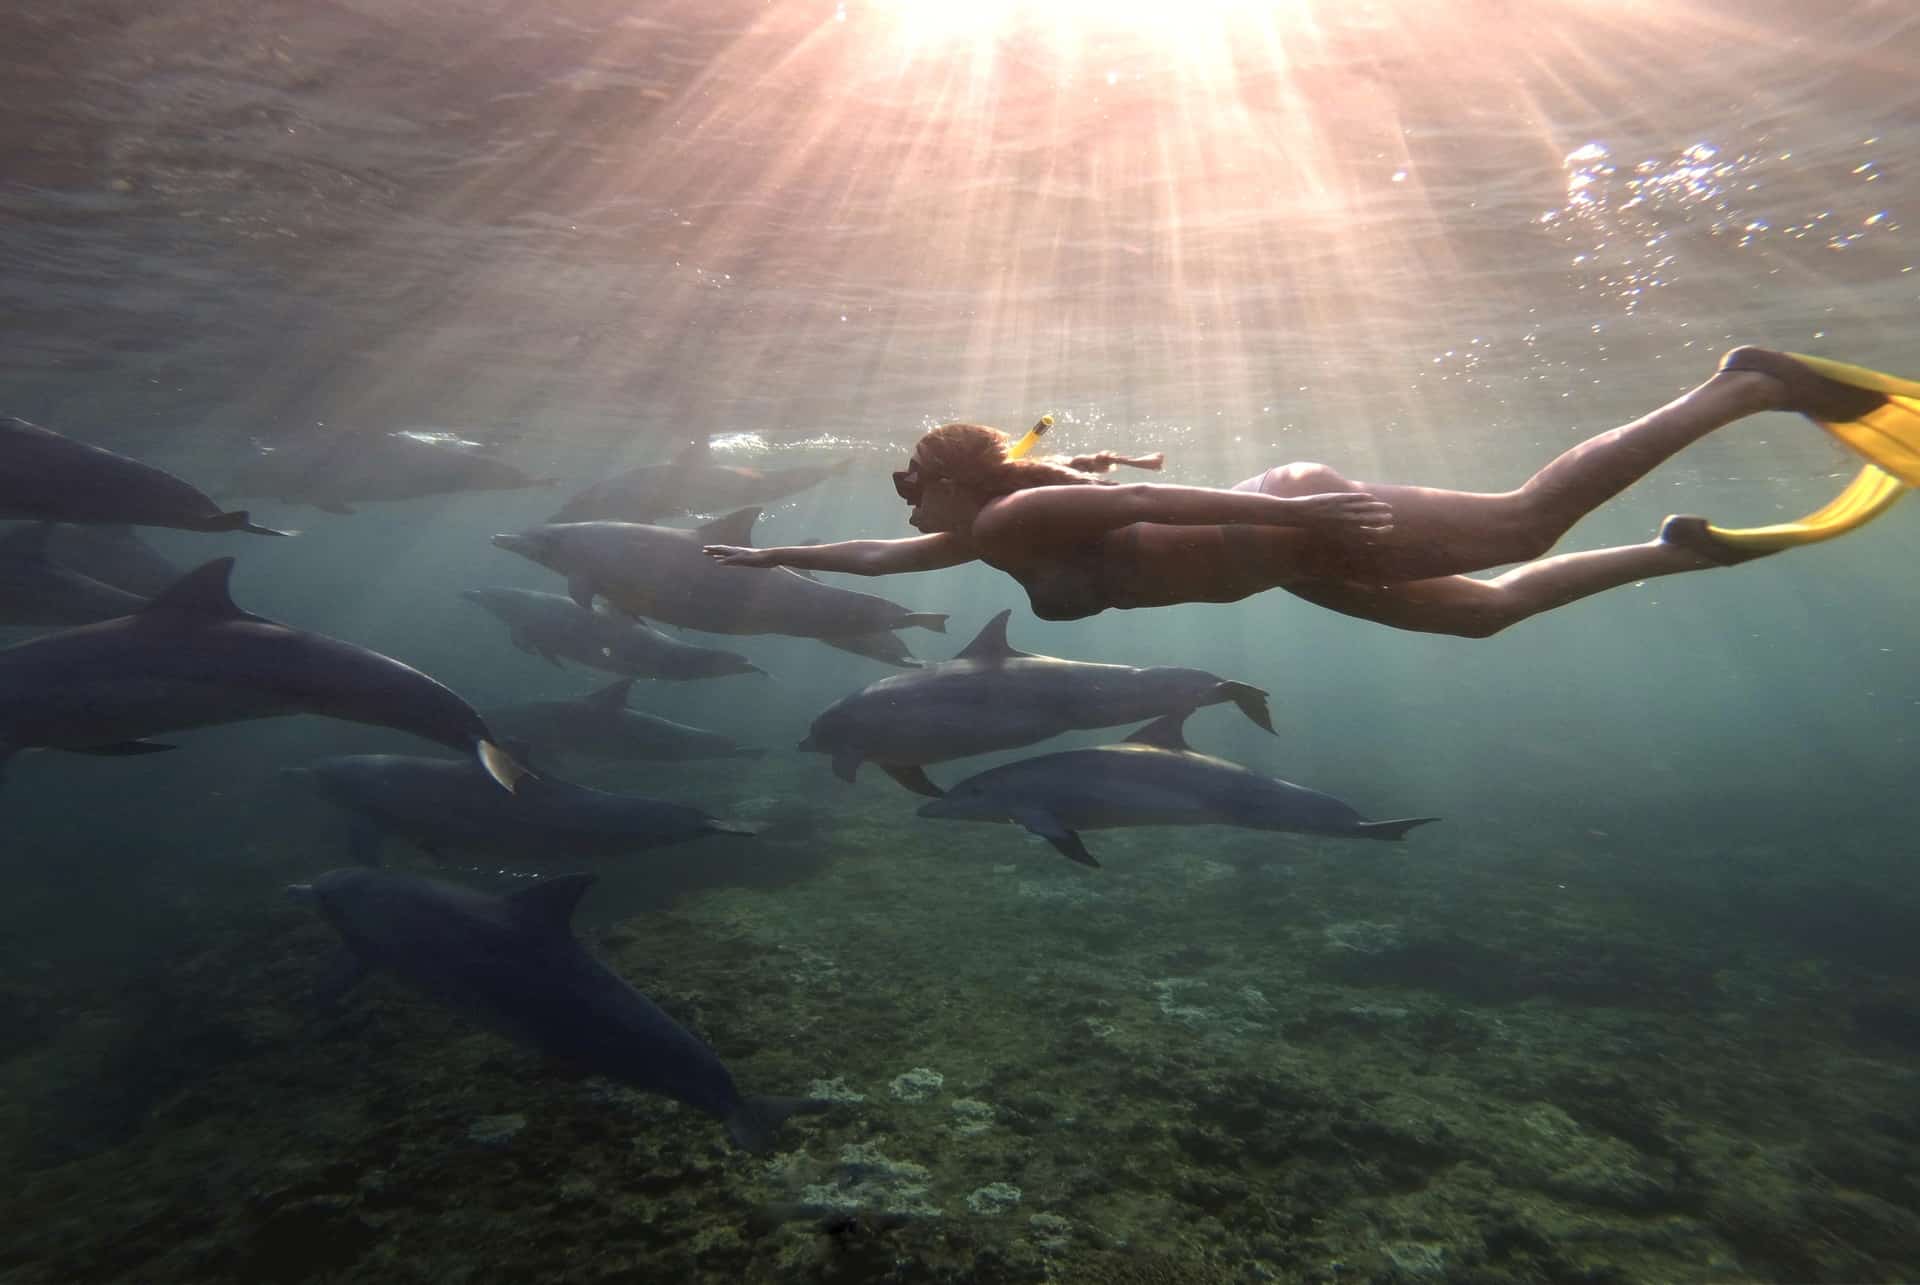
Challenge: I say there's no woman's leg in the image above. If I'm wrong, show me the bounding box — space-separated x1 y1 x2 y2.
1239 352 1794 580
1282 539 1719 638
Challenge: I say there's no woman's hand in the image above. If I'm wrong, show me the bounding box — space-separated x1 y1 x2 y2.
703 544 782 567
1288 491 1395 535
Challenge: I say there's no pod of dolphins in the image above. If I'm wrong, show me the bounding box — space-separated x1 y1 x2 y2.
1 412 1438 1155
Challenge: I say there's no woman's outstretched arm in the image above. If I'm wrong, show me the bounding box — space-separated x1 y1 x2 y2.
976 482 1393 548
703 531 975 576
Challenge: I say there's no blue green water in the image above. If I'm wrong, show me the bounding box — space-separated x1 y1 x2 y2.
4 0 1920 1280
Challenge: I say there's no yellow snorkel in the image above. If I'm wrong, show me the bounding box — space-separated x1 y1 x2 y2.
1006 415 1054 461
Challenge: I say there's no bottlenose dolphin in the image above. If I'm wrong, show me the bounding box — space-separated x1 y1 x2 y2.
0 559 525 789
492 510 945 650
917 711 1438 866
803 611 1274 796
227 429 550 514
41 523 183 597
461 587 763 681
550 439 853 523
486 680 763 764
292 751 754 864
0 415 286 535
0 524 150 627
288 867 828 1152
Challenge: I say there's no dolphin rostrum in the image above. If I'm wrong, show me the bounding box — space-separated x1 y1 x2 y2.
0 415 287 535
460 587 763 681
292 749 756 864
0 559 525 790
288 867 830 1152
492 510 945 654
917 711 1438 866
802 610 1274 796
486 679 763 764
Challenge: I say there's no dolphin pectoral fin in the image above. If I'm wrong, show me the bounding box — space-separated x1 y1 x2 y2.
880 764 944 798
1353 816 1441 841
202 509 295 536
566 574 598 611
1009 808 1100 868
830 751 862 784
68 740 179 756
477 739 532 792
310 949 367 1009
347 817 386 867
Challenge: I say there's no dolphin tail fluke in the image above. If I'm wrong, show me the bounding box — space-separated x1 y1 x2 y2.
477 739 533 792
725 1095 835 1154
200 509 295 537
1354 816 1441 841
1212 681 1275 734
901 613 948 633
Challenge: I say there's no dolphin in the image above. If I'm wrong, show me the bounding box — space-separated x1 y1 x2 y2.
40 523 183 597
0 524 150 627
549 439 853 523
485 679 763 764
917 711 1438 867
0 415 287 535
291 750 754 864
0 558 525 790
226 429 550 514
460 587 763 681
492 510 945 651
287 867 829 1152
802 611 1275 796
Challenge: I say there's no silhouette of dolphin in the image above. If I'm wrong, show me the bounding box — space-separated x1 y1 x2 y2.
288 867 830 1152
0 524 149 626
460 587 763 681
292 748 755 864
492 511 945 648
918 711 1437 866
0 415 287 534
485 679 763 764
803 611 1273 796
0 559 525 790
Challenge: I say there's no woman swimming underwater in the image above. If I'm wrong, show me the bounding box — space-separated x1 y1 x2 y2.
703 348 1920 637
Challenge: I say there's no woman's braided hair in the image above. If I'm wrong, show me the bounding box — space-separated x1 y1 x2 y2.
912 423 1164 498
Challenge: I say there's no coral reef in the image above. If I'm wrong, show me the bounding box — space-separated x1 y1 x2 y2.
3 775 1920 1281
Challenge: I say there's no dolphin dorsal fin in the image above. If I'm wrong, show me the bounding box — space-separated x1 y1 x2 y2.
510 872 596 935
671 438 713 464
142 558 249 617
1124 711 1192 751
953 610 1028 663
585 678 633 710
0 523 55 559
694 507 761 547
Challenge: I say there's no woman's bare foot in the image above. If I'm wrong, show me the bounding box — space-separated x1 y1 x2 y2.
1718 347 1887 422
1658 514 1778 567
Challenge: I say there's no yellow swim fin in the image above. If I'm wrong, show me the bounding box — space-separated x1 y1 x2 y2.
1680 349 1917 557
